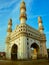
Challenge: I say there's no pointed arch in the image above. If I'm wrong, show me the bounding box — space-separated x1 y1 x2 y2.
31 43 39 51
30 42 39 59
11 44 18 60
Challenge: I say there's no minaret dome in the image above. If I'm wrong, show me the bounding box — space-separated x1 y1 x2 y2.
7 19 12 33
19 0 27 24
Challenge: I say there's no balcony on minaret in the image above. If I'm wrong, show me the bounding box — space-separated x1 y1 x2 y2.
20 1 27 24
20 13 27 20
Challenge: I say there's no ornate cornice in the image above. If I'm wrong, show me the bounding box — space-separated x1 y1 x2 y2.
10 32 41 42
6 24 46 42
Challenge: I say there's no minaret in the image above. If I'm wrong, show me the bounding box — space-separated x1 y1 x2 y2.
19 0 27 24
7 19 12 36
38 16 44 33
6 19 12 59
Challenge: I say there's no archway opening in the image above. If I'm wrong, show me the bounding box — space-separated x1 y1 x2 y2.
30 43 39 59
11 44 18 60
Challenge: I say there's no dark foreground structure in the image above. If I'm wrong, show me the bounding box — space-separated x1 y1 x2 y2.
0 52 6 60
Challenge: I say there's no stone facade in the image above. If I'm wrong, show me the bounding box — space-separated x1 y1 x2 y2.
6 1 48 60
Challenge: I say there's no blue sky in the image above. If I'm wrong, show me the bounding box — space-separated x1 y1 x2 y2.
0 0 49 52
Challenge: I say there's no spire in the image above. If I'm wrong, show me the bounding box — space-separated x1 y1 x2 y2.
38 16 44 33
20 0 26 11
19 0 27 24
8 19 12 25
7 19 12 33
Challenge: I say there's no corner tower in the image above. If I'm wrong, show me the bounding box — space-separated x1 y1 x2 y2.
6 19 12 59
20 0 27 24
7 19 12 36
38 16 44 33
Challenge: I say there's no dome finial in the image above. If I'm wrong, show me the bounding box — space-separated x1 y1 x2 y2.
21 0 25 5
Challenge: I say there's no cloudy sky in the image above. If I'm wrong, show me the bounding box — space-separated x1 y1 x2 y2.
0 0 49 51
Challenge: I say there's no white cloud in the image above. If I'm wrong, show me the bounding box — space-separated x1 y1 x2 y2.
10 0 34 21
0 0 18 14
11 2 20 14
9 0 21 21
0 0 17 10
26 0 34 10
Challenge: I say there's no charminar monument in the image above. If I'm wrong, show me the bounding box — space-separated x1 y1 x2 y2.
6 0 48 60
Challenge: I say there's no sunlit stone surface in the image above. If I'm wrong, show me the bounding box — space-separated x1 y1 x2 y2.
6 0 48 60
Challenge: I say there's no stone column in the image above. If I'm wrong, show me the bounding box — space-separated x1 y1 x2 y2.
20 36 28 59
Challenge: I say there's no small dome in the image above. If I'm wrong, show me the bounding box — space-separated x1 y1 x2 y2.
21 1 25 5
38 16 42 23
8 19 12 25
20 1 26 11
